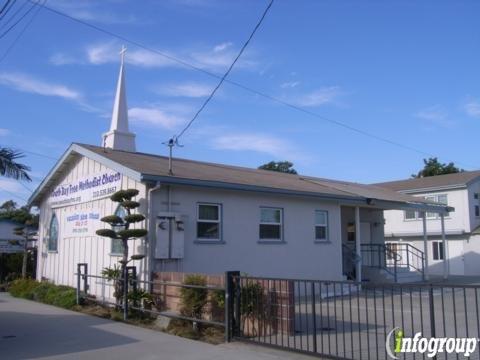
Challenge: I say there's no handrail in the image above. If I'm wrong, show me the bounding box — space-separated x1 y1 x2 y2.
360 243 425 282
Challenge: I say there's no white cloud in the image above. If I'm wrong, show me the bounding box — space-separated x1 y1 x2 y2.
0 72 82 100
51 41 257 72
414 105 452 127
293 86 342 107
129 107 185 130
211 133 294 158
280 81 300 89
86 42 178 68
213 42 233 53
0 178 26 193
465 100 480 118
155 82 213 98
0 128 10 136
48 0 136 24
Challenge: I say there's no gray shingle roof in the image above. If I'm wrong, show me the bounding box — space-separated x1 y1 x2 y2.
79 144 444 209
374 171 480 192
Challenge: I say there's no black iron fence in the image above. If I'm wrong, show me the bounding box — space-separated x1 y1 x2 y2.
75 264 227 336
76 264 480 359
227 275 480 360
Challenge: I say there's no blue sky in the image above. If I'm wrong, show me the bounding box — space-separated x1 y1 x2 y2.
1 0 480 206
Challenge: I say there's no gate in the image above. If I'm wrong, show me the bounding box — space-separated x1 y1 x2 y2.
226 274 480 360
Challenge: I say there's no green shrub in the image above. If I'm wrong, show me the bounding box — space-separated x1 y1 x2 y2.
180 274 208 321
9 278 76 309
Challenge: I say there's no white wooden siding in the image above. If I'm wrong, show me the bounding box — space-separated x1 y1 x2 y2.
36 155 147 300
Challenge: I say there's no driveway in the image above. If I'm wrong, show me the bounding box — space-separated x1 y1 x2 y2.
0 293 313 360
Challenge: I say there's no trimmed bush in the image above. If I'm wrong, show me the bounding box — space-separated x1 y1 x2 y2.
9 279 76 309
180 274 208 321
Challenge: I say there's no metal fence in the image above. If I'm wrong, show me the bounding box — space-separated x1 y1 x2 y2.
75 265 480 359
227 274 480 360
75 263 227 336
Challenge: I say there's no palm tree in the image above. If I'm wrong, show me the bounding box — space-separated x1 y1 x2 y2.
0 147 31 181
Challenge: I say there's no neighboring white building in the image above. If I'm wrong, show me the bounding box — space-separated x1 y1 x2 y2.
0 219 25 254
28 52 451 299
377 171 480 278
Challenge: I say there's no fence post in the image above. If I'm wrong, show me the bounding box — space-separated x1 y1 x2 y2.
428 285 436 338
76 264 81 305
394 256 398 283
123 266 129 321
225 271 240 342
83 263 88 294
311 281 318 353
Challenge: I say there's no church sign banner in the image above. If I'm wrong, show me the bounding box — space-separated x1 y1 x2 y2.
48 170 122 208
65 210 102 237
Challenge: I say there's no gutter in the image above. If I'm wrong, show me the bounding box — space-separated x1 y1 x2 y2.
146 181 161 288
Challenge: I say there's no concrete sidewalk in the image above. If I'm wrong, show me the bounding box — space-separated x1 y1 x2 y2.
0 293 314 360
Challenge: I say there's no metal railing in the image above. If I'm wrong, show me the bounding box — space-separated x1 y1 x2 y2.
228 274 480 360
75 264 227 338
361 243 425 282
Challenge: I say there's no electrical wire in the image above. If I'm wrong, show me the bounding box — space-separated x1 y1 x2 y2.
0 0 37 40
0 0 29 31
175 0 274 140
0 0 45 63
27 0 477 168
0 0 13 16
0 0 16 22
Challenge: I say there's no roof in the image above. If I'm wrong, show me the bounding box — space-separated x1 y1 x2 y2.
375 171 480 193
28 143 452 213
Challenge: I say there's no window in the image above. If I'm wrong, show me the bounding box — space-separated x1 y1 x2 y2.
197 204 221 240
404 194 449 220
111 206 126 255
425 196 437 219
404 210 416 220
48 214 59 252
259 207 282 240
475 193 479 200
347 223 355 242
314 210 328 241
432 241 444 260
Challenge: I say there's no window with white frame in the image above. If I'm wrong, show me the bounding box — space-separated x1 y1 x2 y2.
259 207 282 240
111 205 126 255
314 210 328 241
48 213 58 252
432 241 444 261
403 194 448 220
197 203 221 240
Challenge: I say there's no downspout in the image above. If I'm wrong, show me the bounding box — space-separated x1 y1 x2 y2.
146 181 161 287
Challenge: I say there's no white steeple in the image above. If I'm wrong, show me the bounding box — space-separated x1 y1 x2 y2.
103 45 136 152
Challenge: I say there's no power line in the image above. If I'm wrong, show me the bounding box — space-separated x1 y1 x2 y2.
0 0 45 63
0 0 16 22
0 0 13 16
175 0 274 140
0 0 29 31
30 1 477 168
0 187 28 202
0 0 38 40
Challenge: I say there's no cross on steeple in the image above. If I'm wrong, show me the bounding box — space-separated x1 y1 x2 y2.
102 45 136 152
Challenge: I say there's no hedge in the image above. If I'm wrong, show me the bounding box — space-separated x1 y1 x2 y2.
9 278 76 309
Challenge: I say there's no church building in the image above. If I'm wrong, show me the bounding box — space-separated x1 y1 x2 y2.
28 50 451 299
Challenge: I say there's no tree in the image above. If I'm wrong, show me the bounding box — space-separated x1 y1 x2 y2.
1 200 17 211
0 147 31 181
413 158 464 178
258 161 297 174
12 221 37 279
96 189 147 307
0 202 38 280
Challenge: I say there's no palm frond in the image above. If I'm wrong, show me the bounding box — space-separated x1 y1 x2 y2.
0 147 31 181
